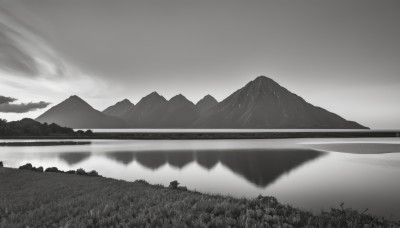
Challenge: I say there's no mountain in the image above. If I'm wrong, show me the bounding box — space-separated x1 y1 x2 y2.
123 92 168 128
35 76 367 129
193 76 367 129
103 99 134 118
36 95 126 128
155 94 199 128
196 95 218 114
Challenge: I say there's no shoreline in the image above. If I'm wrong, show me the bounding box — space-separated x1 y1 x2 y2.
0 165 398 227
0 141 91 146
1 131 399 140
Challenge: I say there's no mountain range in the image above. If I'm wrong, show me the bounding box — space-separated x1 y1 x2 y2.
36 76 367 129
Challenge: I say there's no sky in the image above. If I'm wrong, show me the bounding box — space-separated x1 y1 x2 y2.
0 0 399 129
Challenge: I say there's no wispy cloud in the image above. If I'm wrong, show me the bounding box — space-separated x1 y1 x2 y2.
0 95 50 113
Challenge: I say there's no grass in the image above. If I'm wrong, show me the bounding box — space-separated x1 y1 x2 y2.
0 167 398 228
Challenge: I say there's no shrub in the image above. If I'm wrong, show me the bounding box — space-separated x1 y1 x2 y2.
135 179 149 185
76 168 86 175
19 163 33 170
34 166 44 172
0 161 3 167
85 130 94 136
178 186 188 191
169 180 179 189
66 170 76 174
45 167 60 173
88 170 99 177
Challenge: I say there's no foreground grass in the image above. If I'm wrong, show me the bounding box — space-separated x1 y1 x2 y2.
0 167 398 228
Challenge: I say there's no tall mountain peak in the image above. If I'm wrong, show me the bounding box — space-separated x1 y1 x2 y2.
66 95 87 103
193 76 367 129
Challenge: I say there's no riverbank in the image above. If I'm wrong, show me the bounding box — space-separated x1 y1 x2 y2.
0 166 398 227
1 130 400 140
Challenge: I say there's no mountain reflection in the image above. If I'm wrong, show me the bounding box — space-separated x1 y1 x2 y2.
105 149 324 187
166 151 194 168
106 151 135 165
196 150 220 170
135 151 167 170
59 152 91 165
218 150 324 187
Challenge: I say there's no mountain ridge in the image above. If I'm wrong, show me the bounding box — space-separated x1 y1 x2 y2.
36 77 368 129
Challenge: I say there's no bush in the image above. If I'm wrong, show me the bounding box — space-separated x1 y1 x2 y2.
19 163 33 170
33 166 43 172
66 170 76 174
88 170 99 177
135 179 149 185
0 161 3 167
45 167 60 173
169 180 179 189
178 186 188 191
85 130 94 136
76 168 86 175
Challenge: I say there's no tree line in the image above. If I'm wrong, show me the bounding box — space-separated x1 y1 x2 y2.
0 118 92 136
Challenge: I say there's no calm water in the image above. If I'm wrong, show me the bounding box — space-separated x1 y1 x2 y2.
79 128 375 133
1 138 400 219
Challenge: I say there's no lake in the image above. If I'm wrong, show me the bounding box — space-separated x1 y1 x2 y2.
1 137 400 219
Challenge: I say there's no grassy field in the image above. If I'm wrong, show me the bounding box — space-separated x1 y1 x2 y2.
0 167 398 228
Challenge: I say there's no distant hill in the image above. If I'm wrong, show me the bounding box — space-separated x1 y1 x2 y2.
103 99 134 118
35 76 368 129
36 95 126 129
192 76 367 129
196 95 218 114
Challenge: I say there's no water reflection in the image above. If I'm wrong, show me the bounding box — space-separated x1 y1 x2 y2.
59 152 91 165
106 151 135 165
135 151 167 170
2 138 400 219
102 149 324 187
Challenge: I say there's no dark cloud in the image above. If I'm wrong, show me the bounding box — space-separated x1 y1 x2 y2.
0 95 17 104
0 95 50 113
0 101 50 113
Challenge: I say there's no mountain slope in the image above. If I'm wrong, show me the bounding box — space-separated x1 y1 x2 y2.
155 94 199 128
103 99 134 118
123 92 169 128
196 95 218 114
36 95 126 128
193 76 367 129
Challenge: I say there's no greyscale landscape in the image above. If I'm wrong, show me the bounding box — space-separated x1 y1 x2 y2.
1 0 400 227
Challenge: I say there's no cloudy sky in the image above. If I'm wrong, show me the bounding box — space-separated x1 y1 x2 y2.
0 0 399 129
